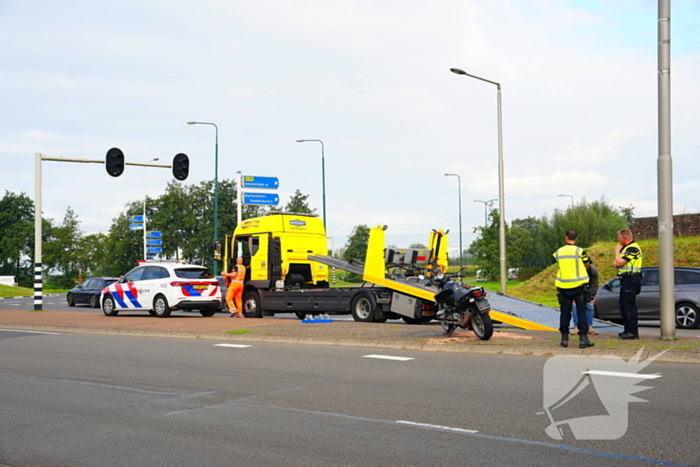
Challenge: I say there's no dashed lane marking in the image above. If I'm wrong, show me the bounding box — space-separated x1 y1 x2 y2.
362 354 414 361
214 344 252 348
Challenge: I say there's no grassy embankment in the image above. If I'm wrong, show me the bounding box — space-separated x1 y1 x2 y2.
0 284 67 298
508 237 700 307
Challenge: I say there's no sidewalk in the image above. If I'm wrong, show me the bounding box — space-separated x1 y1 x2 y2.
1 309 699 363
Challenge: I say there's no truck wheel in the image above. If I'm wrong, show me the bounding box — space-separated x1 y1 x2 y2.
243 290 263 318
351 294 376 322
295 311 306 320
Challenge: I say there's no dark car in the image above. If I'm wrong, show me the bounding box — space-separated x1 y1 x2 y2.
67 277 118 308
215 276 229 312
594 267 700 329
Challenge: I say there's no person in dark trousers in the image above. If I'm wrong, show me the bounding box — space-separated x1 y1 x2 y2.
614 229 643 339
553 230 594 349
572 261 599 335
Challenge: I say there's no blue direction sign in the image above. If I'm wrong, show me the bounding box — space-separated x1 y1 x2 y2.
129 223 144 231
146 239 162 246
147 231 162 238
243 192 279 206
147 247 163 254
129 215 144 223
242 175 279 190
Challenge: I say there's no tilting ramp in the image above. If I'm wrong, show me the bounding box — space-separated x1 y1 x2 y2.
485 292 623 333
307 254 365 276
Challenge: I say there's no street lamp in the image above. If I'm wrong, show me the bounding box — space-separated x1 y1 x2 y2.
296 139 326 233
451 67 507 294
187 121 219 275
143 158 159 260
444 173 463 271
558 194 574 210
474 199 497 226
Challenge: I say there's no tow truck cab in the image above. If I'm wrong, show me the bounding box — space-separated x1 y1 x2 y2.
228 212 329 289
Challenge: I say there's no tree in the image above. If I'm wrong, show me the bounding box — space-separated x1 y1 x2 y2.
0 191 35 286
537 198 628 264
43 207 84 287
467 208 501 281
283 189 317 214
342 224 370 282
409 243 426 249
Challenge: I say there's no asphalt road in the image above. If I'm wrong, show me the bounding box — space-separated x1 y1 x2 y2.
3 294 697 336
0 330 698 466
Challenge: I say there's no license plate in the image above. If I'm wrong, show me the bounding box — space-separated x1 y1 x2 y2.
193 284 208 291
476 298 490 311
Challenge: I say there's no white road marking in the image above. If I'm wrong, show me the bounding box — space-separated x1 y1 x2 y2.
214 343 252 348
396 420 478 433
583 370 662 380
362 354 414 361
0 329 61 335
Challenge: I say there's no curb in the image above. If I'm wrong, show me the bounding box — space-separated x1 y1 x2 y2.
2 323 699 364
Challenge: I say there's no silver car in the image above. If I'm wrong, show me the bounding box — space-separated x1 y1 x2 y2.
594 267 700 329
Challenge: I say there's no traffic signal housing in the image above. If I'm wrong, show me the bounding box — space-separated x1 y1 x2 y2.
172 153 189 181
105 148 125 177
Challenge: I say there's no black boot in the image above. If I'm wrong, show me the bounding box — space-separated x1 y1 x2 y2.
579 334 595 349
560 334 569 348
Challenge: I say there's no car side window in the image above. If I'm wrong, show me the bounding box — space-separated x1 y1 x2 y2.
124 268 144 283
142 266 162 281
643 270 659 286
676 271 700 285
608 278 620 289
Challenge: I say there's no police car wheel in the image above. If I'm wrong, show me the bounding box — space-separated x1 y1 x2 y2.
200 308 217 317
102 296 119 316
90 294 99 308
153 295 172 318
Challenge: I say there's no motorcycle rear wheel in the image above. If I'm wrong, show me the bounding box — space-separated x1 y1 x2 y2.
471 311 493 340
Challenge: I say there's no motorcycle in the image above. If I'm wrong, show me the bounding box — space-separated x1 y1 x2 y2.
430 270 494 340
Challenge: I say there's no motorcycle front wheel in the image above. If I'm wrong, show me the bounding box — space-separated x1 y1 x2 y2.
471 311 494 340
440 319 457 336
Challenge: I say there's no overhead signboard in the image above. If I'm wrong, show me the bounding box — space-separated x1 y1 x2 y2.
147 247 163 254
147 231 162 238
129 215 144 223
146 239 162 246
243 192 279 206
129 223 144 231
242 175 279 190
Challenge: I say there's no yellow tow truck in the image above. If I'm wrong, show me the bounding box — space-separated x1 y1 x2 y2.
223 212 446 323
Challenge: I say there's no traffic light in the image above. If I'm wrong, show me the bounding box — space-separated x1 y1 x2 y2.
172 153 189 181
105 148 125 177
214 240 222 261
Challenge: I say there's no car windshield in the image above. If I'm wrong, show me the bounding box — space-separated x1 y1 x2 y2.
175 268 213 279
104 279 117 286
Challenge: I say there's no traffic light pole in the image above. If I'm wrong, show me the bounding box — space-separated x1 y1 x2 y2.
33 153 171 311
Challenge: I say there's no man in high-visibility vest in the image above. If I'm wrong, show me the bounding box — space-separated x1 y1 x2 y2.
614 229 643 339
553 230 594 349
224 257 247 318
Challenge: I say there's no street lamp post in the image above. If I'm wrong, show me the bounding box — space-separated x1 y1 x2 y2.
444 173 463 271
296 139 326 233
187 121 219 275
558 194 574 209
474 199 497 226
451 67 507 294
143 158 159 260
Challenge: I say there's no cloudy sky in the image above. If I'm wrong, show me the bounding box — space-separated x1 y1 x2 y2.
1 0 699 257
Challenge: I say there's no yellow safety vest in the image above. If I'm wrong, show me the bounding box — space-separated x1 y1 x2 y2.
618 241 643 275
553 244 589 289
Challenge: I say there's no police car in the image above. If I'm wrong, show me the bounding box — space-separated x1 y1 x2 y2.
101 262 221 317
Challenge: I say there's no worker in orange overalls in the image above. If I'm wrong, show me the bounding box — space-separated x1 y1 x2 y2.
224 257 246 318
